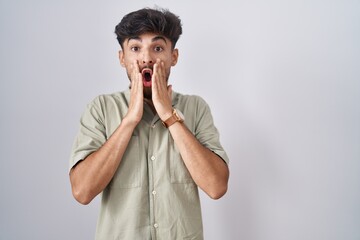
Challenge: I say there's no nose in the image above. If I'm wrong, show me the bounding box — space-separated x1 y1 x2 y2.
141 50 153 65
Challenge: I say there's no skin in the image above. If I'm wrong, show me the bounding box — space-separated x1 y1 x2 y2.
70 33 229 205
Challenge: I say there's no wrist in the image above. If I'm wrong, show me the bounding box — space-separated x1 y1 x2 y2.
160 111 173 122
162 108 185 128
122 115 141 128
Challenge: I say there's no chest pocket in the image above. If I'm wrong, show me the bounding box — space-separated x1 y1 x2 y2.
168 136 194 184
109 136 142 188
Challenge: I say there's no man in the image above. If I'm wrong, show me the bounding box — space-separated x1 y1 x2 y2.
69 7 229 240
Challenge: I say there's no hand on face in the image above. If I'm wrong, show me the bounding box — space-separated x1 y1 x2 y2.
126 60 144 124
152 59 173 121
119 33 178 122
126 58 173 123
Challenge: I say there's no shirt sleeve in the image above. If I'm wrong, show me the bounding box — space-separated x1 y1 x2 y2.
194 97 229 165
69 97 107 172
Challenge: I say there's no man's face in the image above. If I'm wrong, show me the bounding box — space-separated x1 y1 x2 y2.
119 32 178 99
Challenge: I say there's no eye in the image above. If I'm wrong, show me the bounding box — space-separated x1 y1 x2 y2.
154 46 163 52
131 46 140 52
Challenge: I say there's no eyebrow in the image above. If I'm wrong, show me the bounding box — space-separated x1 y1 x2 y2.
127 35 167 44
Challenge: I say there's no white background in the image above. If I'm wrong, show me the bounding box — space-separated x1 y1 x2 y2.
1 0 359 239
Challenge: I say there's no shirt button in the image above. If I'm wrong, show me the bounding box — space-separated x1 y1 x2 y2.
151 124 156 128
151 156 156 161
154 223 158 228
152 190 157 195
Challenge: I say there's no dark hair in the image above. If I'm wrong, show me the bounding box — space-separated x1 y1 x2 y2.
115 8 182 49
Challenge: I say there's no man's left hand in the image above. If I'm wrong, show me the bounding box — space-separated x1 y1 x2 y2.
152 59 173 121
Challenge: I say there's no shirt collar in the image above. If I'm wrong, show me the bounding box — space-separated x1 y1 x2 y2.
124 88 179 107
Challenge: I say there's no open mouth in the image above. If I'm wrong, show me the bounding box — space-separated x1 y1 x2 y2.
141 68 153 87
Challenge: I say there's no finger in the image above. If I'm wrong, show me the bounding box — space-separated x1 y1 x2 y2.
152 60 162 94
154 59 167 93
167 84 173 99
130 63 143 104
132 60 140 80
160 61 166 83
156 59 166 85
131 61 142 89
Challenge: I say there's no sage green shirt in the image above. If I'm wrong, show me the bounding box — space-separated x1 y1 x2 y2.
69 89 229 240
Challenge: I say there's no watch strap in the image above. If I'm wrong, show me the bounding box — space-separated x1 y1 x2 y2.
162 109 184 128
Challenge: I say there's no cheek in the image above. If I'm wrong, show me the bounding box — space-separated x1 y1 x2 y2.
122 53 136 65
162 59 173 69
120 56 128 67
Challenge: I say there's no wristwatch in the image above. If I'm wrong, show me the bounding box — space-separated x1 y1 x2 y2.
162 108 185 128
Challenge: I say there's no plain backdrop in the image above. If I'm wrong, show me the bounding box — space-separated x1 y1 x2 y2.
1 0 359 239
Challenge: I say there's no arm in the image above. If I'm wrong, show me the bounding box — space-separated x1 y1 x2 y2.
168 122 229 199
70 118 138 205
152 60 229 199
70 60 143 205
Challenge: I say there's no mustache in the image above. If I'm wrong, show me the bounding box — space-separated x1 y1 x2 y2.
140 66 153 71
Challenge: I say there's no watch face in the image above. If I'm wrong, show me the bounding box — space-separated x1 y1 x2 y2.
174 109 185 121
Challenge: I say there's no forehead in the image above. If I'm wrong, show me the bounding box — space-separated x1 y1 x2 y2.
125 33 170 45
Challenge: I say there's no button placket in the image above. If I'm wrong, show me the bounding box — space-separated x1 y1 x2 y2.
148 119 159 236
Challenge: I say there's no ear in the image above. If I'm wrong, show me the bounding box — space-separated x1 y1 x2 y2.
119 50 125 67
171 48 179 66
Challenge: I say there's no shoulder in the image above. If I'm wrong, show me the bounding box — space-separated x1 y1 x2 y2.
92 90 129 104
173 91 209 108
88 90 130 108
81 90 130 121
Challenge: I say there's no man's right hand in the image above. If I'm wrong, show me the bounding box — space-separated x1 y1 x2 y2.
125 60 144 124
70 60 144 205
